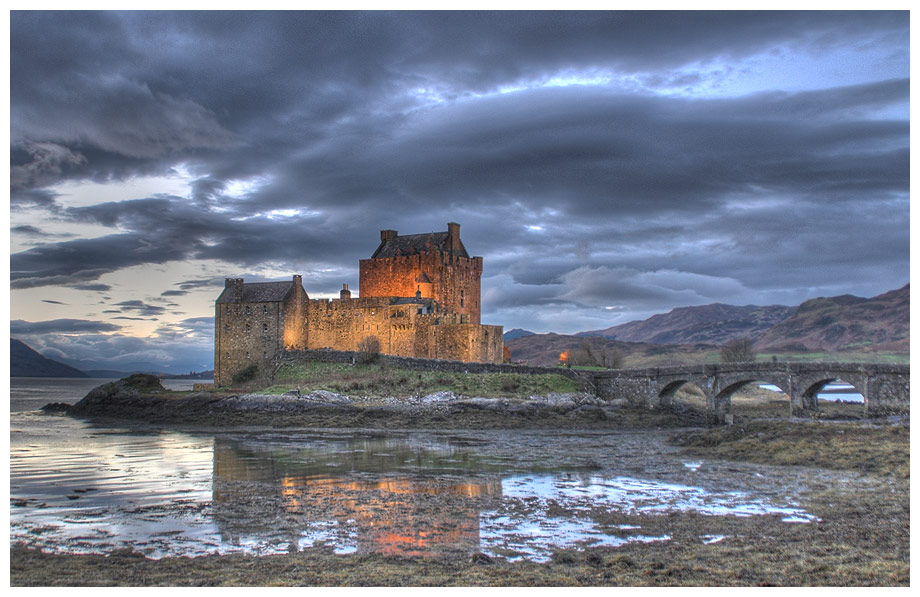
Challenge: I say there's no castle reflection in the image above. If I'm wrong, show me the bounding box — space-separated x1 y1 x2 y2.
212 434 503 556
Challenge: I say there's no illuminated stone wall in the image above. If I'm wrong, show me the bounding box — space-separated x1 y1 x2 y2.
305 297 502 363
214 280 309 386
359 252 483 324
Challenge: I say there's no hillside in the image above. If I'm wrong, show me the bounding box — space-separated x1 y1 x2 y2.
509 285 908 367
578 304 796 345
503 328 536 341
505 333 717 368
10 339 88 378
753 284 909 353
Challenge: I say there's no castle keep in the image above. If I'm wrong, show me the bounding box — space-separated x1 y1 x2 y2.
214 223 504 385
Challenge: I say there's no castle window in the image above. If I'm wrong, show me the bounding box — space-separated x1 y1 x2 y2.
263 305 268 314
245 324 251 333
262 351 267 359
245 306 251 315
224 324 230 332
245 351 250 359
460 290 465 308
262 323 268 334
225 306 230 315
225 352 230 360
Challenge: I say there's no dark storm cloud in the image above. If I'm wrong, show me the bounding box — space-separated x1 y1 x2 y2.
9 11 909 331
11 225 44 235
70 283 113 292
10 318 122 334
114 300 167 316
41 299 67 305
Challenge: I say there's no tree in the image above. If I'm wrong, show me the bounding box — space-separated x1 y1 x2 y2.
720 337 756 363
356 335 381 364
568 340 624 369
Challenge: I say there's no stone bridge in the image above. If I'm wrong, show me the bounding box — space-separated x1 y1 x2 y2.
587 362 909 424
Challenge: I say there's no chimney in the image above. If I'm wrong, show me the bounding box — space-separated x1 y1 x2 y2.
292 274 302 287
226 278 244 301
340 283 351 300
380 229 397 243
447 222 460 252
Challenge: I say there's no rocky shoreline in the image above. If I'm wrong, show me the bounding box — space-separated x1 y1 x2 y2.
57 374 706 429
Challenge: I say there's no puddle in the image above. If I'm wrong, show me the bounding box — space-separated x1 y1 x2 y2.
10 423 822 560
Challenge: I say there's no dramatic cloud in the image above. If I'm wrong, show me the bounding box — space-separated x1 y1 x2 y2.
11 318 122 334
69 283 113 292
113 300 167 316
9 11 910 363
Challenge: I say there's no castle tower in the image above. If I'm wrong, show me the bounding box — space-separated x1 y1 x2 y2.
358 222 482 324
213 274 308 386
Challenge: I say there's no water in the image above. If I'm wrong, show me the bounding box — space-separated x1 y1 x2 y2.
11 377 825 562
759 382 865 403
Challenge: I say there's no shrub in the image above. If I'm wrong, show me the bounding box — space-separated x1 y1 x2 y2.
356 335 381 364
231 363 259 385
720 338 756 363
568 340 625 369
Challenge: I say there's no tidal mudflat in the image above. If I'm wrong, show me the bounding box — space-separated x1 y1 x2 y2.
10 410 909 586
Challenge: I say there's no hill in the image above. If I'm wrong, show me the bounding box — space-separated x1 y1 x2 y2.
578 304 795 345
10 339 88 378
505 333 716 368
503 328 536 341
753 284 909 353
509 285 908 367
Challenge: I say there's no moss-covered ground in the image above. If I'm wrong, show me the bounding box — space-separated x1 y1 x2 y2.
262 361 581 397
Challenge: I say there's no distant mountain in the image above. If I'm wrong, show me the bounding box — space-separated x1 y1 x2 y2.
753 284 909 353
508 285 909 367
577 304 796 345
10 339 88 378
503 328 536 341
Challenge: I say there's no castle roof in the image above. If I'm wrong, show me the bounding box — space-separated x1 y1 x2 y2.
371 230 469 259
216 281 294 303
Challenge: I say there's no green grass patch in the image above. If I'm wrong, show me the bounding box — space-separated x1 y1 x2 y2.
270 361 580 398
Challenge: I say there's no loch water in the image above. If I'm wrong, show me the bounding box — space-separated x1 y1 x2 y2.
10 377 829 562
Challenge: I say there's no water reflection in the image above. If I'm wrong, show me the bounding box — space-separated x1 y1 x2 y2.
11 422 821 561
212 436 503 557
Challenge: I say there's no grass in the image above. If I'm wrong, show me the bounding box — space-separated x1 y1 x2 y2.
671 419 909 478
266 361 581 398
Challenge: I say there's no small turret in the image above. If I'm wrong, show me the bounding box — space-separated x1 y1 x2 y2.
340 283 352 300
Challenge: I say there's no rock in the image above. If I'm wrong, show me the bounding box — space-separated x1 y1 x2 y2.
304 390 350 403
40 402 71 412
471 551 494 565
421 391 458 403
69 375 167 416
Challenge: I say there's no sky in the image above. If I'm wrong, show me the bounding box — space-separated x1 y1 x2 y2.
8 10 910 373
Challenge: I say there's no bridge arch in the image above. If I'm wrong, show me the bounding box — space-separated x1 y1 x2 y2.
658 379 707 409
713 378 795 421
794 370 868 413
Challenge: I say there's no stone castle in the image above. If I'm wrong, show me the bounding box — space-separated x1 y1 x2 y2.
213 222 504 385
